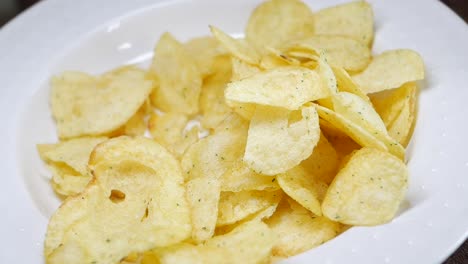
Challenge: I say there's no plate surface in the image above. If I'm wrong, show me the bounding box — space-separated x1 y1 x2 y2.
0 0 467 263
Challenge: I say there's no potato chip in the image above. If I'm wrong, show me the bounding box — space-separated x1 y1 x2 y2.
182 119 248 242
321 125 361 162
245 0 314 51
332 91 387 134
51 67 153 139
231 57 262 82
382 84 417 147
150 32 202 114
157 220 275 264
210 26 260 65
266 199 340 257
45 137 191 264
199 55 233 129
37 137 108 196
315 104 387 151
110 102 149 137
301 133 339 184
277 166 323 216
48 165 90 197
182 120 248 181
217 190 282 226
148 112 187 149
221 160 280 192
333 66 370 102
353 49 425 94
370 82 417 128
226 67 324 110
283 35 371 72
315 1 374 46
331 92 405 159
184 36 227 77
244 105 320 175
322 147 408 225
186 177 221 242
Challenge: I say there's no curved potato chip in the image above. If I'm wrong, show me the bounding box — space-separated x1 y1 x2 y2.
301 133 339 184
315 104 387 151
150 32 202 114
277 166 323 216
182 122 248 181
231 57 261 82
210 26 260 65
226 67 323 110
148 112 187 148
199 56 233 129
353 49 425 94
266 199 340 257
315 1 374 46
109 102 149 137
37 137 108 196
217 190 282 226
221 160 280 192
244 105 320 175
322 147 408 225
184 36 227 77
331 92 405 159
332 91 387 134
332 66 369 102
246 0 314 51
382 84 417 147
51 67 153 139
284 35 371 72
45 137 191 264
370 82 417 128
157 221 275 264
186 177 221 242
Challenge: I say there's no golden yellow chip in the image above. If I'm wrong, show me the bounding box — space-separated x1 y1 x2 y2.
37 137 108 196
182 121 248 181
333 66 370 102
315 1 374 46
217 190 282 226
210 26 260 65
331 92 405 159
182 118 248 242
199 55 233 129
322 147 408 225
186 177 221 243
301 133 339 184
353 49 425 94
110 102 149 137
266 199 341 257
244 105 320 175
45 137 191 264
157 220 275 264
150 32 202 114
51 67 153 139
372 83 417 147
277 166 323 216
246 0 314 51
231 57 261 82
316 104 387 151
225 66 324 110
221 160 280 192
283 35 371 72
370 82 417 128
184 36 227 77
148 112 189 155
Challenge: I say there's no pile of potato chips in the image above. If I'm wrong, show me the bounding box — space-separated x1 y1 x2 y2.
38 0 425 263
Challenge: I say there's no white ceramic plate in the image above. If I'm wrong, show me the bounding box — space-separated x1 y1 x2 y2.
1 0 467 263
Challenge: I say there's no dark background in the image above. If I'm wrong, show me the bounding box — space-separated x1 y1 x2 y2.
0 0 466 263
